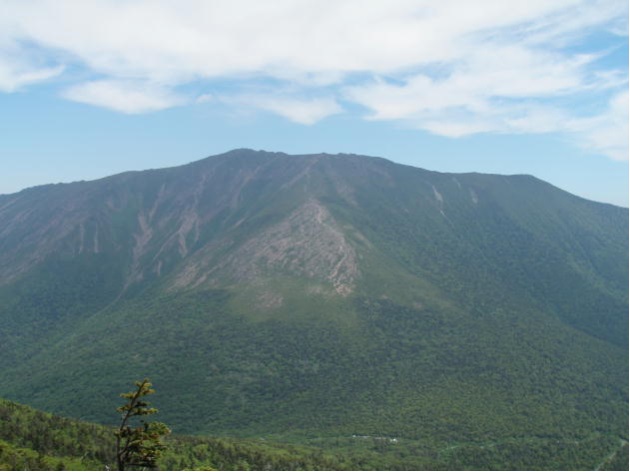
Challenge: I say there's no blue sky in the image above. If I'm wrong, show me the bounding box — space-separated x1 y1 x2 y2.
0 0 628 206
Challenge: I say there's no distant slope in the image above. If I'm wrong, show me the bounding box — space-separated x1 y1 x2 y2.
0 149 627 470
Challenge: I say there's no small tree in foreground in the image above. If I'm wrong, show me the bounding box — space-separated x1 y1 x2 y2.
115 379 170 471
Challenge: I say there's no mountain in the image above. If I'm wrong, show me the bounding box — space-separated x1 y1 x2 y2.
0 149 627 469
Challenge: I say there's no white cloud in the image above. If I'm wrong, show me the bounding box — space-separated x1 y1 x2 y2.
2 0 621 84
0 0 626 158
0 39 64 91
569 91 629 161
224 94 341 124
63 80 185 114
345 45 604 124
196 93 213 104
0 59 63 92
0 0 591 81
344 37 628 159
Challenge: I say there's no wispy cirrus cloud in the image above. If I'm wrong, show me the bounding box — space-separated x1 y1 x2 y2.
225 93 342 125
0 59 63 92
568 91 629 161
63 79 185 114
343 43 626 154
0 38 64 92
0 0 626 158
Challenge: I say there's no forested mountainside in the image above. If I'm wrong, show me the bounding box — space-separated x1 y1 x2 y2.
0 149 627 470
1 397 627 471
0 397 358 470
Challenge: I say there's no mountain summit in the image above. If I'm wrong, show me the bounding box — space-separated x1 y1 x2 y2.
0 150 627 464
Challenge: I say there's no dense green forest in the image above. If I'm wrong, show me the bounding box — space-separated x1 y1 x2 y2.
1 397 628 471
0 397 351 470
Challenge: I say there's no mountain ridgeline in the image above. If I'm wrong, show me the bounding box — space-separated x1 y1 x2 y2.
0 149 627 468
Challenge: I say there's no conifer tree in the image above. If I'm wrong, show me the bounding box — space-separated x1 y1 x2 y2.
115 379 170 471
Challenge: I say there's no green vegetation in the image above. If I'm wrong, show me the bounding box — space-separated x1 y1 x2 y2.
0 396 627 470
0 397 354 470
0 398 113 470
0 150 627 470
115 379 170 470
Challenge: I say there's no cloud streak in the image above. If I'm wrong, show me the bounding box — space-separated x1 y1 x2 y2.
62 79 186 114
0 60 63 92
225 94 342 124
0 0 627 159
569 91 629 161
